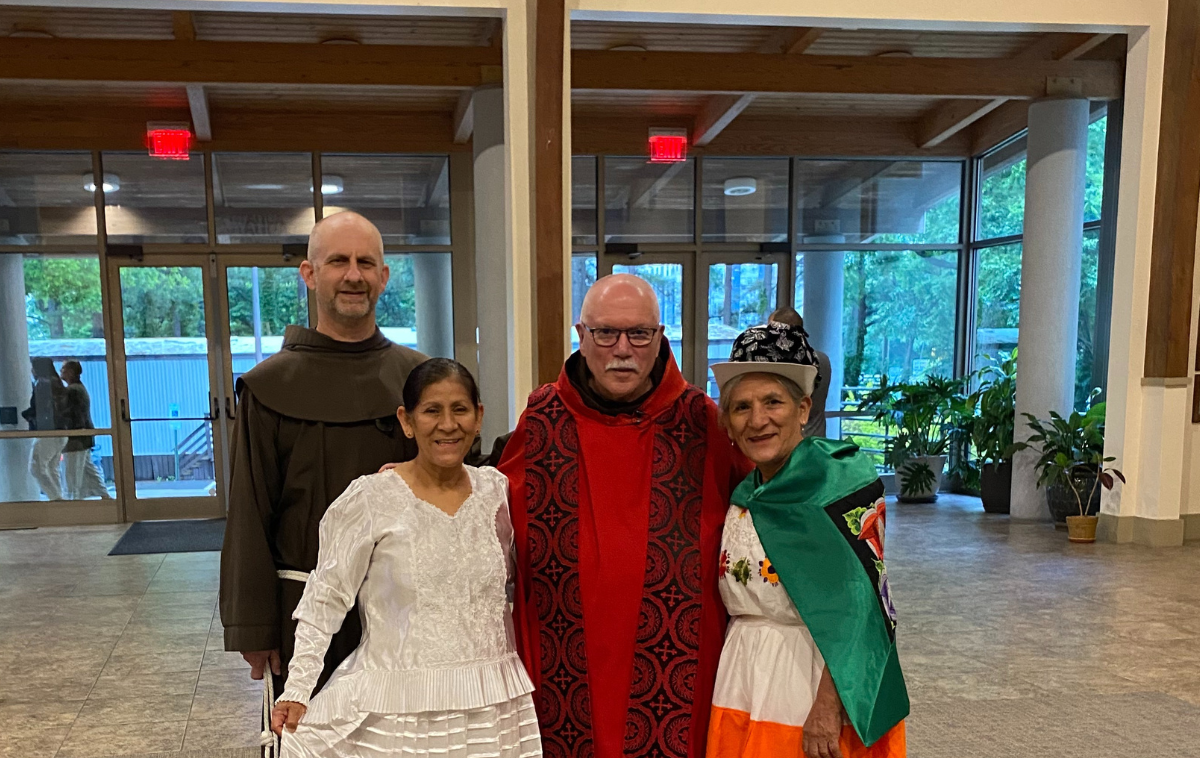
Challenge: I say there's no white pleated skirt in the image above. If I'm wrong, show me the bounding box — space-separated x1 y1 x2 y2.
280 694 542 758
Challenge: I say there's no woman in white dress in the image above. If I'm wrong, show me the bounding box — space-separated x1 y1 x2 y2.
271 358 542 758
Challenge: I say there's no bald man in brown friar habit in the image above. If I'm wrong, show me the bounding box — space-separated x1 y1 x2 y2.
219 212 427 725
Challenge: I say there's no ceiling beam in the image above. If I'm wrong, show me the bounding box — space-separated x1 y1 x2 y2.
572 50 1123 99
916 32 1115 148
452 90 474 144
172 11 196 42
693 94 755 147
186 84 212 141
0 38 502 87
692 26 827 147
0 105 469 153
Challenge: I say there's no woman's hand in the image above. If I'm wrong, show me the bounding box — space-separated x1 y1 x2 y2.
271 701 307 735
803 668 844 758
378 462 400 474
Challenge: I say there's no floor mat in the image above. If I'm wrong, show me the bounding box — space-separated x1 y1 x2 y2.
108 518 225 555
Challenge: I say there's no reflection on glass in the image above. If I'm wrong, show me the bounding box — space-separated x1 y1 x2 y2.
979 137 1026 241
612 263 683 362
974 242 1022 369
796 160 961 245
0 151 98 245
228 267 309 380
214 153 314 244
1077 230 1100 407
378 253 454 358
572 157 598 245
321 155 450 245
1084 116 1107 224
0 433 117 503
570 255 597 351
702 158 789 243
102 152 208 244
119 266 214 499
605 158 694 244
706 262 779 396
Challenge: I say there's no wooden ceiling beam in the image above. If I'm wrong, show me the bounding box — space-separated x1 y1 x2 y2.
572 50 1122 99
574 112 970 158
0 38 502 87
452 90 474 144
186 84 212 141
172 11 196 42
917 32 1116 149
691 26 827 148
0 105 469 153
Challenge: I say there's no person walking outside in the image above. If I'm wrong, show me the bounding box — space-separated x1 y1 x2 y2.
22 357 66 501
59 360 112 500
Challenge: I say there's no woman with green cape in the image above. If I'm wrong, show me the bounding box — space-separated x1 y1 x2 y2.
706 322 908 758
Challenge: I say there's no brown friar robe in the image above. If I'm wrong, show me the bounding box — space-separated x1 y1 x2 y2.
219 325 425 693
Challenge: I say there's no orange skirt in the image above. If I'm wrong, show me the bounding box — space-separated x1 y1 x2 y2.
707 706 906 758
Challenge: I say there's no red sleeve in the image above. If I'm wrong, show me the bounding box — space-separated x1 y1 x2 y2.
498 416 539 687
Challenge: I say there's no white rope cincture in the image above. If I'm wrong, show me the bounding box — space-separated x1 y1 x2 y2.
261 569 311 758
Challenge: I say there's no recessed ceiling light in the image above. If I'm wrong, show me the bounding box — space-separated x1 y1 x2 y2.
83 172 120 193
310 175 344 195
724 176 757 196
246 183 286 190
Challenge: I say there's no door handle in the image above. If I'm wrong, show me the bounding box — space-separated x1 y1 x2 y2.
210 397 221 422
225 397 236 421
120 398 131 424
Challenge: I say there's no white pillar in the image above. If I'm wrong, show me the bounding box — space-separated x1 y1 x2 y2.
412 253 454 359
0 254 37 502
803 240 845 439
473 85 516 448
1011 98 1090 521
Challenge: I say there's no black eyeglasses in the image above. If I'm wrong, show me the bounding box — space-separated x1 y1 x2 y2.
579 324 659 348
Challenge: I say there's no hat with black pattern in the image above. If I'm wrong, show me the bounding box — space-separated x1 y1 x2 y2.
711 321 821 397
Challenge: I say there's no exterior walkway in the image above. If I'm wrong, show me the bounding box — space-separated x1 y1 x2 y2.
0 495 1198 758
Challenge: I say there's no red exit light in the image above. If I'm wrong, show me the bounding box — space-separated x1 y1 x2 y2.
145 124 193 160
648 130 688 163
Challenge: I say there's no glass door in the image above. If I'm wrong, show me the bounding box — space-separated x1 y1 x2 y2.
213 253 311 500
108 254 225 520
601 252 696 380
698 252 789 397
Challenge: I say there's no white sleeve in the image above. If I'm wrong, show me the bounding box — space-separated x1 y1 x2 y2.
277 477 376 705
489 468 517 594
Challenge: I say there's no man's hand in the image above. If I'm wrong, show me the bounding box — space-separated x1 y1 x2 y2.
242 649 281 680
271 701 307 735
803 667 844 758
377 462 400 474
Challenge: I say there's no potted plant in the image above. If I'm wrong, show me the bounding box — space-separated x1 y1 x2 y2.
971 352 1019 514
1017 400 1125 541
859 375 962 503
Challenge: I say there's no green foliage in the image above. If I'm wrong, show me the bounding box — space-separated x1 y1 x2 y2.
23 257 104 339
947 351 1018 491
119 267 207 338
226 267 308 336
858 374 964 469
1016 395 1125 517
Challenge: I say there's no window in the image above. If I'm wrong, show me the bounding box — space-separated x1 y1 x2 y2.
604 158 694 244
978 137 1026 241
706 262 778 395
796 160 961 245
0 151 98 246
701 158 789 243
570 254 597 350
213 153 315 244
102 152 209 244
321 154 451 245
572 157 598 246
378 253 454 358
612 262 684 361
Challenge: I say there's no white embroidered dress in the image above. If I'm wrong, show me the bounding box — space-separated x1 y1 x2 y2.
278 466 541 758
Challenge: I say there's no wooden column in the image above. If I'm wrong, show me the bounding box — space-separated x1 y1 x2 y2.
1145 0 1200 379
534 0 567 385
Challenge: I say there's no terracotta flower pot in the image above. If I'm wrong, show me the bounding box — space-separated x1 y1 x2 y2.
1065 515 1099 543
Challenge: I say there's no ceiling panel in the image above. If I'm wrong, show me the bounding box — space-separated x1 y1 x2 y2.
193 11 495 46
745 94 939 119
571 21 776 53
0 5 173 39
805 28 1042 58
572 90 707 116
205 84 463 113
0 80 189 108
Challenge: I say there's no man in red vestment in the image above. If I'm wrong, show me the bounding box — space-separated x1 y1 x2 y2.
500 275 748 758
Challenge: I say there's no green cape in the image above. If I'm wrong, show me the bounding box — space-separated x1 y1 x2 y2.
732 436 909 746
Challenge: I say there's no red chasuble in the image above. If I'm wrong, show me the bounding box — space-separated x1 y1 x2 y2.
501 353 748 758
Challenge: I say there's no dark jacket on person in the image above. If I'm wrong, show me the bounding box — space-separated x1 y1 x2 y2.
218 326 425 693
61 382 97 453
21 378 64 432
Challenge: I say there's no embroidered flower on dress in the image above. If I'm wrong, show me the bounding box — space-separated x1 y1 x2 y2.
858 499 886 559
759 558 779 586
730 558 752 586
718 550 730 578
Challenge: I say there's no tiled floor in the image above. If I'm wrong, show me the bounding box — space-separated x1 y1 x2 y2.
1 496 1198 758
